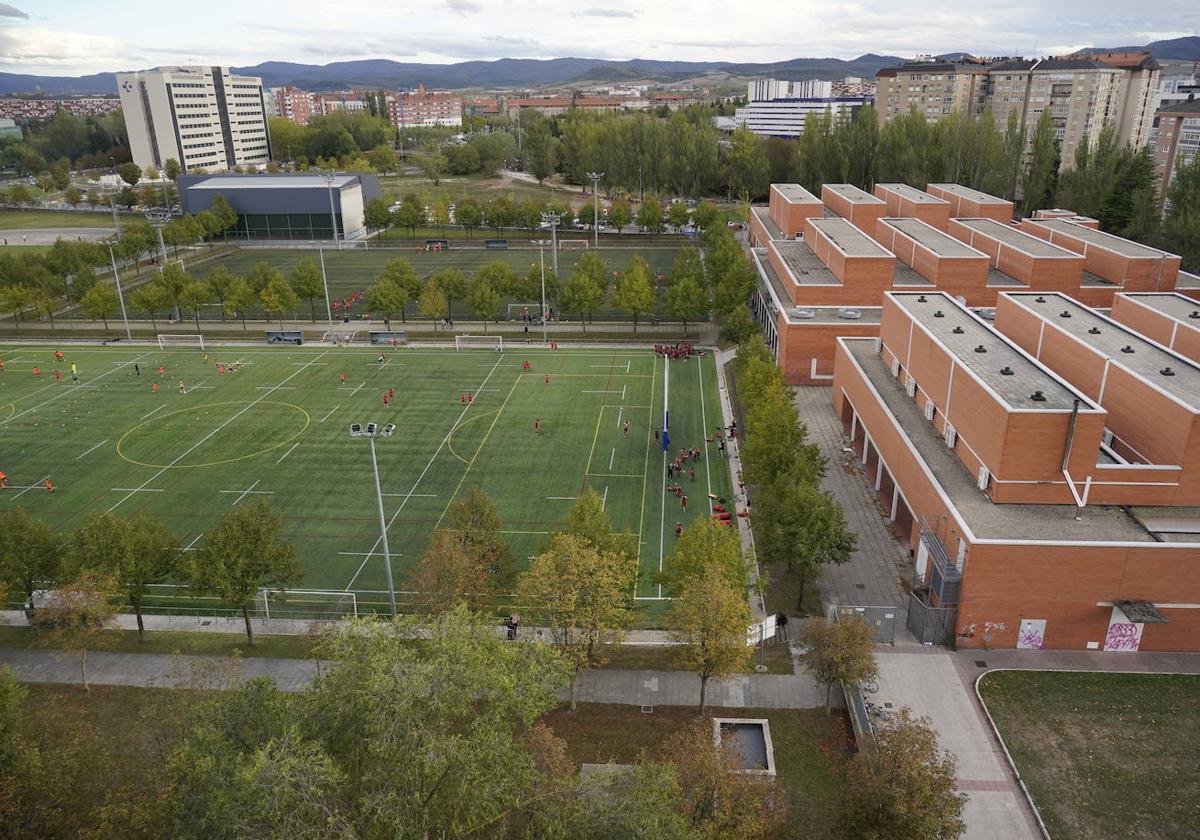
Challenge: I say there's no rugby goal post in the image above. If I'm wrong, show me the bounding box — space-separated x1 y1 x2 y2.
320 328 360 345
455 335 503 352
253 588 358 621
558 239 589 250
157 334 205 350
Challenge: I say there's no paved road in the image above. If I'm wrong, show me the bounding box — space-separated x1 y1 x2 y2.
0 227 116 245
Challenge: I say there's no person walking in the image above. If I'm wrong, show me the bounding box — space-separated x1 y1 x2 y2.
504 613 520 641
775 612 789 643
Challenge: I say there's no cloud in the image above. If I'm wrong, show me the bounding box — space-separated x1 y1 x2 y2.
573 8 635 17
0 25 124 69
444 0 482 14
0 3 27 19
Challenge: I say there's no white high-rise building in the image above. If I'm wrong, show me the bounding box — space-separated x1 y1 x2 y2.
117 66 271 174
748 79 791 102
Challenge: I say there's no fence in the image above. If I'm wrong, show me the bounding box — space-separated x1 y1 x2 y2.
906 589 957 645
833 604 899 645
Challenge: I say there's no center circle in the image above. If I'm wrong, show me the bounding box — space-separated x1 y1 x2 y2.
116 400 310 468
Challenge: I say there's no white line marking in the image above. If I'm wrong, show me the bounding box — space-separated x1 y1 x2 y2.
336 550 403 557
276 442 301 463
344 354 507 591
292 362 329 365
256 385 295 390
379 493 438 498
602 486 608 511
319 405 340 423
609 448 615 470
697 356 714 508
76 439 109 460
2 352 150 427
108 353 328 512
350 382 364 397
8 476 50 500
140 404 166 420
546 496 577 500
582 390 622 394
111 487 164 493
221 480 273 506
180 533 204 552
621 383 627 400
616 408 623 430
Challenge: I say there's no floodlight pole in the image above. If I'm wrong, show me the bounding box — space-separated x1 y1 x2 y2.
107 243 132 341
541 210 562 277
366 432 397 616
318 243 334 336
324 173 342 251
537 239 548 346
586 171 603 249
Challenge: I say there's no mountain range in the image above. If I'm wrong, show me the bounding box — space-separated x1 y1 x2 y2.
1 37 1197 97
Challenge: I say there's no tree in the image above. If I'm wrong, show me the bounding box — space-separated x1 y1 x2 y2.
485 195 516 237
64 186 82 207
418 279 448 325
258 273 299 325
799 615 878 715
32 570 118 692
428 199 451 236
447 486 514 589
415 143 448 185
665 272 707 335
117 161 142 187
667 201 690 233
207 194 237 240
466 272 503 330
431 267 466 321
0 284 31 330
223 276 255 330
203 265 237 321
517 533 636 710
77 282 119 329
524 119 559 183
563 487 637 563
115 185 138 210
1021 110 1060 216
366 276 407 329
30 287 58 331
841 709 967 839
692 199 721 231
662 517 747 594
164 158 181 181
1163 152 1200 271
611 254 655 330
609 196 632 231
71 511 179 643
129 282 168 330
561 252 606 332
0 508 61 605
474 260 520 299
637 195 664 233
740 390 824 489
725 128 770 200
177 279 211 333
8 183 32 208
186 499 301 644
405 529 494 614
288 257 325 322
666 567 752 715
394 193 425 238
457 197 483 238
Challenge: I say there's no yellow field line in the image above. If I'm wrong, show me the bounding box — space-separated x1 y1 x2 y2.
444 409 499 465
583 392 609 477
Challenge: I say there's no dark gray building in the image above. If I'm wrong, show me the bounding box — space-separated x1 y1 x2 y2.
178 173 382 240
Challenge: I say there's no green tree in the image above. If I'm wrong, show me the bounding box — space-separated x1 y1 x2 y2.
258 273 299 325
666 567 752 715
186 500 301 645
64 186 82 207
428 199 451 236
224 276 255 330
117 161 141 187
474 260 520 298
366 276 407 329
524 118 559 184
164 158 181 181
8 183 32 208
466 272 503 330
0 508 61 605
517 532 636 710
841 709 967 839
203 265 236 321
741 390 824 488
208 194 237 240
637 195 664 233
431 267 467 322
363 196 392 233
609 196 632 231
665 272 707 335
485 195 517 237
456 197 483 238
0 284 31 330
78 282 119 329
561 252 606 332
177 279 211 333
667 201 690 232
406 528 494 614
419 279 448 325
1162 152 1200 270
692 199 721 231
1021 110 1060 216
288 257 325 322
33 570 119 691
563 486 637 564
799 615 878 715
129 281 168 330
725 128 770 200
611 254 655 330
662 517 747 594
394 193 425 238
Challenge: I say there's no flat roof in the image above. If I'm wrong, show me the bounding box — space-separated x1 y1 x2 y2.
1120 293 1200 326
876 183 949 205
752 250 881 324
823 183 885 205
843 339 1158 542
883 217 986 258
927 183 1010 205
772 183 821 204
890 292 1083 410
751 206 785 240
1175 270 1200 289
986 268 1027 288
892 263 934 287
1005 292 1200 411
186 174 361 190
1028 218 1180 260
808 217 893 258
770 239 839 285
955 218 1081 259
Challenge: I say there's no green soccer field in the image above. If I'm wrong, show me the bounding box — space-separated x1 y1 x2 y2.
0 342 733 616
189 246 683 321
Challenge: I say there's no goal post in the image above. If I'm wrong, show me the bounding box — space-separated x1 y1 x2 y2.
559 239 589 250
157 334 205 350
455 335 503 352
253 588 358 621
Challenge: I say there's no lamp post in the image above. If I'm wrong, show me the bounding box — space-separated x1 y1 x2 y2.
350 421 397 616
535 238 549 346
317 243 335 336
107 242 132 341
323 172 342 251
540 210 562 277
586 171 603 249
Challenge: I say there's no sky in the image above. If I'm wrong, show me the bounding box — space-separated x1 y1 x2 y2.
3 0 1197 76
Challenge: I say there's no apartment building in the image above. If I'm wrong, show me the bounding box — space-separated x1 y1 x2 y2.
732 97 871 138
505 97 623 118
1151 96 1200 207
117 66 270 174
874 59 988 122
267 85 317 126
0 96 121 124
832 290 1200 650
386 85 462 128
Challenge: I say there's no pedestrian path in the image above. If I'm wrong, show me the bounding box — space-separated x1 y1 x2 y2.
0 647 830 710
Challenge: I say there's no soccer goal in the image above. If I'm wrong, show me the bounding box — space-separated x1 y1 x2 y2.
157 334 205 350
253 588 358 621
321 329 360 345
559 239 589 250
455 335 503 352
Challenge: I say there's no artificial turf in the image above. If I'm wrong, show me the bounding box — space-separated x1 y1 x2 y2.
0 342 733 617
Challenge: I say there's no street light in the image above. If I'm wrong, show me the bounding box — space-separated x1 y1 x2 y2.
586 171 603 249
540 210 562 278
317 243 335 337
106 242 133 341
534 238 550 347
323 172 342 251
349 421 397 616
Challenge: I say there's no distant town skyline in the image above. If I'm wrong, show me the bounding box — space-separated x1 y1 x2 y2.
4 0 1196 77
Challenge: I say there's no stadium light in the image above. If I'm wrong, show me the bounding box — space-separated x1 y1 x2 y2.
349 421 397 616
540 211 562 278
106 243 133 342
534 239 550 347
586 171 603 249
317 243 335 336
323 172 342 251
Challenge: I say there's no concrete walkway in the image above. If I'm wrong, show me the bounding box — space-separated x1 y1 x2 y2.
0 646 830 710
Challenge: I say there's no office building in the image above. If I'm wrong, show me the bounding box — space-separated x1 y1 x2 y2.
832 289 1200 650
1151 96 1200 207
748 79 791 101
386 85 462 128
732 97 871 138
117 66 270 174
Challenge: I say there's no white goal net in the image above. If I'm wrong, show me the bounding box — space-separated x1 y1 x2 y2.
253 588 358 621
559 239 589 250
455 335 503 352
157 333 205 350
321 329 360 345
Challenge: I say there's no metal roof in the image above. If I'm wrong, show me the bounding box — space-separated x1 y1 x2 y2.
955 218 1080 259
1027 218 1180 260
186 174 361 190
927 183 1010 205
884 217 986 258
891 292 1084 410
772 183 821 204
876 183 949 205
808 217 893 258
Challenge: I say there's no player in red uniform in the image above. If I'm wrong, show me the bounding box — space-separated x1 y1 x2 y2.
681 494 688 511
43 479 54 493
32 367 40 377
544 374 550 385
533 418 542 436
53 370 61 381
339 372 345 384
54 350 64 362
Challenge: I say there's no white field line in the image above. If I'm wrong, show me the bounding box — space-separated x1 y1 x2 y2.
621 383 626 400
343 354 508 591
219 480 274 506
1 352 150 428
616 408 623 430
697 356 714 508
320 405 340 423
350 382 364 397
581 390 622 394
609 448 615 470
602 486 608 511
658 449 667 599
380 492 437 498
276 442 301 463
180 533 204 552
76 439 109 460
546 496 577 500
107 353 328 512
8 476 50 501
111 487 164 493
256 385 295 390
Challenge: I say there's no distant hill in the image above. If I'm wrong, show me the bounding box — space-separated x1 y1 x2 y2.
1078 36 1200 60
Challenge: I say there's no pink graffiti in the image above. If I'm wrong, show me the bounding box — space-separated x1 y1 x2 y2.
1018 630 1043 649
1105 622 1140 651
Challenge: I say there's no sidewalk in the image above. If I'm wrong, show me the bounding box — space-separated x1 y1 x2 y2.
0 647 830 710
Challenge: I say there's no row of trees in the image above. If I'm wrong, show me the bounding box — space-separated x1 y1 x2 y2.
0 108 130 175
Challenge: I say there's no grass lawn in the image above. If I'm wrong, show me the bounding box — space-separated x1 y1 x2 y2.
190 245 684 322
0 344 732 620
379 172 584 207
544 703 852 837
0 209 121 229
0 624 318 659
0 244 51 254
978 670 1200 840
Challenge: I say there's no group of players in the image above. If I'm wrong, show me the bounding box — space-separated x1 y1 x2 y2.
0 349 79 384
653 342 696 360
